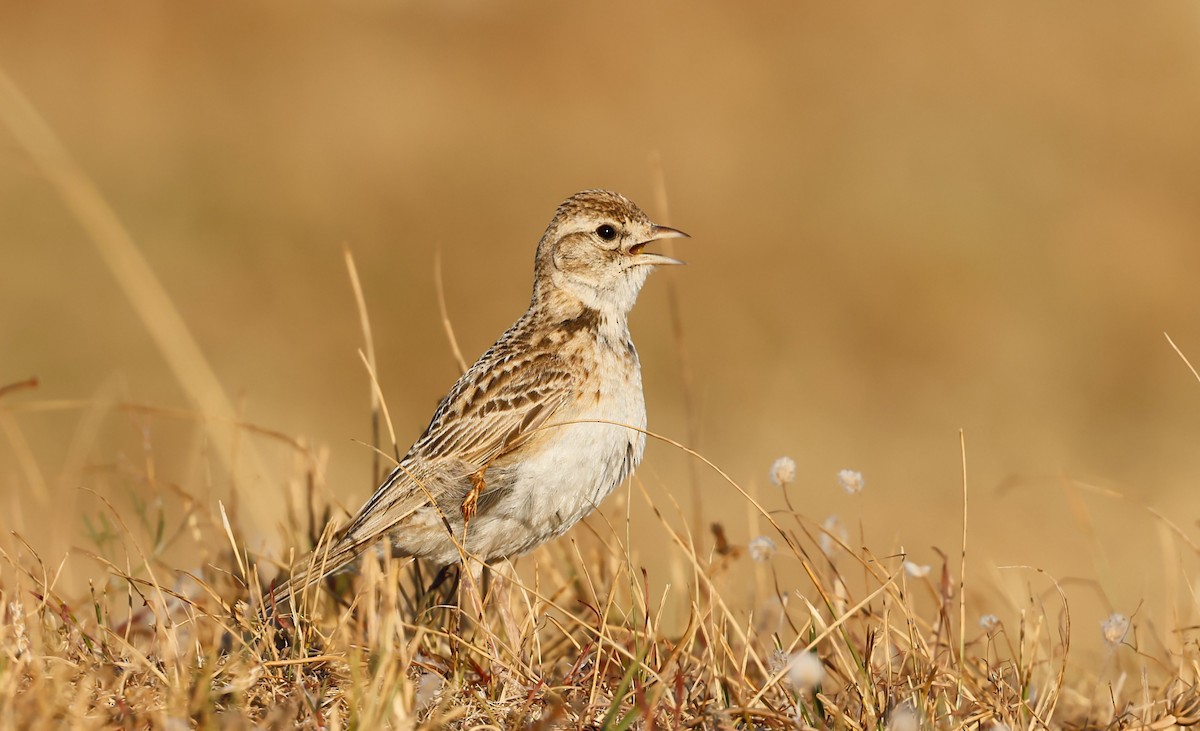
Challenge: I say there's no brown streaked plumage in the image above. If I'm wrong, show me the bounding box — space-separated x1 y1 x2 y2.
269 189 687 608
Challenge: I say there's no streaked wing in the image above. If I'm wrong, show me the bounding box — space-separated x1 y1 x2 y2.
271 343 580 609
416 348 580 465
339 339 581 543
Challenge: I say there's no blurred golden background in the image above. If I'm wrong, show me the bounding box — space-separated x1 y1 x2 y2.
3 3 1200 659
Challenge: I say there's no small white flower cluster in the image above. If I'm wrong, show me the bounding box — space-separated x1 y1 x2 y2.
767 458 866 496
1101 613 1130 647
770 456 797 487
785 650 825 691
748 535 777 562
759 459 866 565
837 469 865 495
979 614 1000 632
902 561 931 578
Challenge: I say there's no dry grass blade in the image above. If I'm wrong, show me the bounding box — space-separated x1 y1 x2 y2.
343 244 393 479
434 246 469 376
0 65 275 534
957 429 968 698
1165 331 1200 385
356 349 400 464
219 500 247 583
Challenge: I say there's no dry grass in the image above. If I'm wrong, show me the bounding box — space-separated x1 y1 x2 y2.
0 402 1196 730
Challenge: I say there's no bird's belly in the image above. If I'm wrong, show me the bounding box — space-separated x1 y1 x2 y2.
467 383 647 560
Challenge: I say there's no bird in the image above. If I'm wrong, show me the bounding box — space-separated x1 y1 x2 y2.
267 189 687 612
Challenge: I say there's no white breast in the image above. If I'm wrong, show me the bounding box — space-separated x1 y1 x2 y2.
466 344 647 560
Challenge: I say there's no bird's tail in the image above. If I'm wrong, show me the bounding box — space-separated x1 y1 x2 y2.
262 534 368 620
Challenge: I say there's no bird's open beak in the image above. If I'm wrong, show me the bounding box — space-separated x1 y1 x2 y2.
628 224 689 267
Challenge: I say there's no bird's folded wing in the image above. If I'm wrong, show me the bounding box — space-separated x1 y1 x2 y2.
266 351 582 610
419 349 581 466
340 349 582 541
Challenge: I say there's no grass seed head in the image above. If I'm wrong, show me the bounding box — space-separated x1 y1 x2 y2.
770 456 797 487
836 468 865 495
903 561 931 578
749 535 778 562
1101 613 1130 646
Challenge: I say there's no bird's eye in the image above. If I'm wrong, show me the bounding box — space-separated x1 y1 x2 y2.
595 224 618 241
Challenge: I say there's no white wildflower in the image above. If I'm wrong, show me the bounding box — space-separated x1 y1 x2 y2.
819 515 847 556
1101 613 1129 646
902 561 930 578
785 650 824 691
979 614 1000 632
770 456 797 487
748 535 777 562
836 469 865 494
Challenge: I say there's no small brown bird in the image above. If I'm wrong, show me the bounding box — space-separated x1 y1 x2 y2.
270 189 686 607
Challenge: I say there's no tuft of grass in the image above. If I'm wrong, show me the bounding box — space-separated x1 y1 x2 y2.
0 403 1195 730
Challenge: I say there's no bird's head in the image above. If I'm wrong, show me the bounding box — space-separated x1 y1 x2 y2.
533 189 687 316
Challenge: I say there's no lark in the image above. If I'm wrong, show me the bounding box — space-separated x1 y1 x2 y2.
270 189 686 607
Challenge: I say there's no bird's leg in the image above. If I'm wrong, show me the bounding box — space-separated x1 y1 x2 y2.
457 558 487 612
425 562 458 598
462 466 487 524
455 558 494 653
